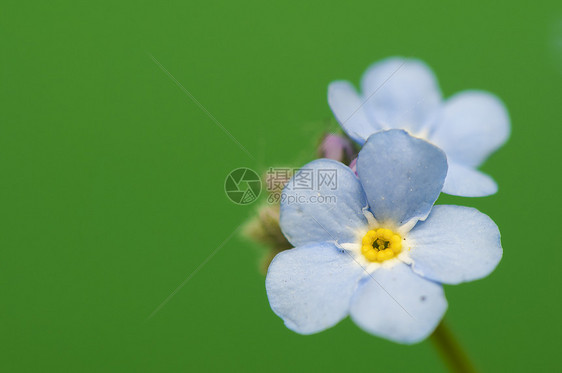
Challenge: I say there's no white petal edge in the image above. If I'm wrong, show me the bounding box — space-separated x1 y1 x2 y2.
350 262 447 344
279 159 369 247
442 161 498 197
360 57 442 134
266 241 366 334
430 90 510 168
408 205 502 285
328 80 380 145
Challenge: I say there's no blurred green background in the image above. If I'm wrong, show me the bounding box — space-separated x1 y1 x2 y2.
1 0 561 371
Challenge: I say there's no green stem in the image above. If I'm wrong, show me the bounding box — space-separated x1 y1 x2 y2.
430 320 477 373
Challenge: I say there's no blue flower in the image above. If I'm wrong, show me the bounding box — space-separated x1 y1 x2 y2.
265 130 502 344
328 57 510 197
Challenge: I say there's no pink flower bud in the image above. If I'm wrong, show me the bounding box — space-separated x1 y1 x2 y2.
318 133 354 163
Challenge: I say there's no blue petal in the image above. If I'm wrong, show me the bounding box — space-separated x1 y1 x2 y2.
349 262 447 344
430 91 510 168
408 205 502 285
357 130 447 227
360 57 442 134
266 242 366 335
442 161 498 197
280 159 369 247
328 81 379 145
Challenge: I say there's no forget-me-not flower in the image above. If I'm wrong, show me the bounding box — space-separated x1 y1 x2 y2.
328 57 510 197
265 130 502 344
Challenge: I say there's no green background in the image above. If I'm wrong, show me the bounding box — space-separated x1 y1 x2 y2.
2 0 561 371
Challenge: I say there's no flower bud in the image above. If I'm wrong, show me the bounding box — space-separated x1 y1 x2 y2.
317 133 355 164
242 203 292 273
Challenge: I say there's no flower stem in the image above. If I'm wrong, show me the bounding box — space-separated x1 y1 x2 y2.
430 320 477 373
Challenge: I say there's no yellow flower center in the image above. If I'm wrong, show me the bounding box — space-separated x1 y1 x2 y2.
361 228 402 262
